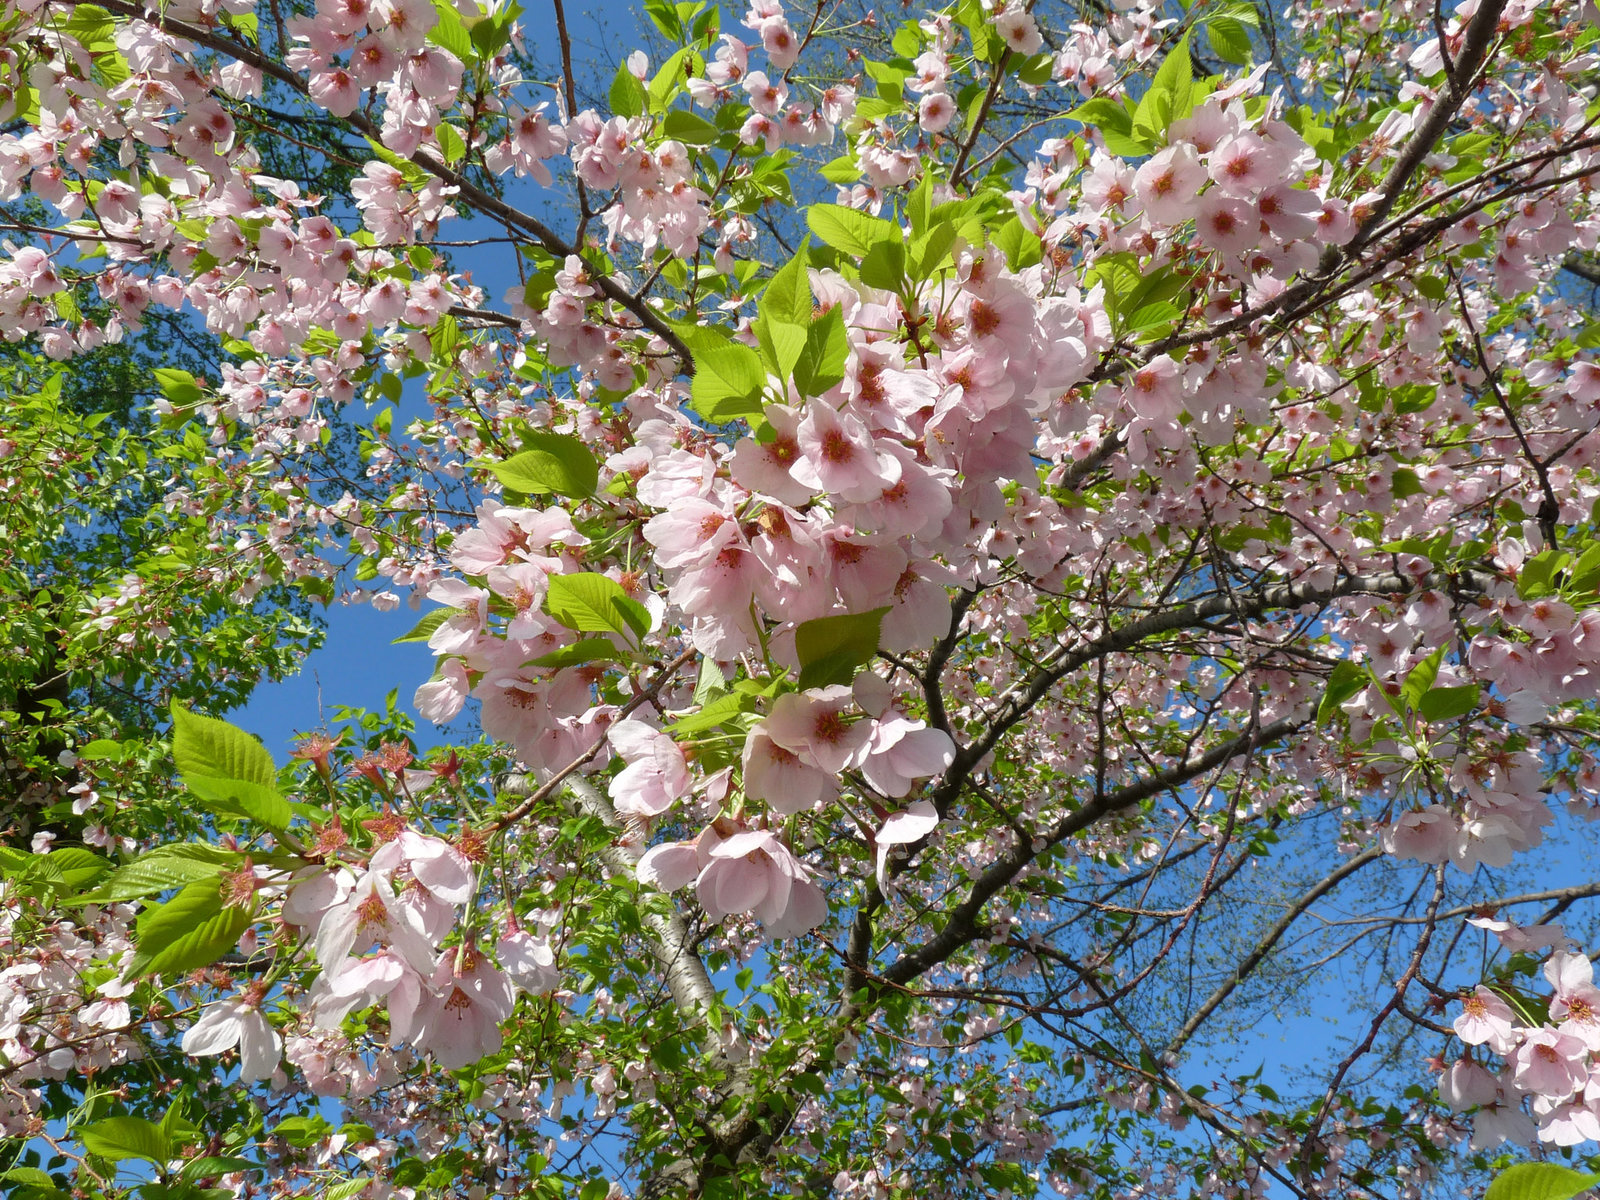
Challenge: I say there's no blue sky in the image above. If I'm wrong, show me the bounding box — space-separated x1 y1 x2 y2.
237 1 645 760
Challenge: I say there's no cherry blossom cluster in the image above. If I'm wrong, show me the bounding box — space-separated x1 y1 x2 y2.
178 825 560 1081
0 887 142 1136
1440 920 1600 1149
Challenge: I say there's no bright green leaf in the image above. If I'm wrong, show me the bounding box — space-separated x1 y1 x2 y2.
80 1117 170 1165
795 608 891 690
1401 646 1445 710
528 639 626 669
1318 661 1367 724
545 574 652 639
392 608 457 645
1485 1164 1600 1200
435 123 466 165
662 109 718 145
1418 684 1480 723
125 878 252 979
610 62 647 118
807 205 902 259
487 432 599 497
80 844 238 904
169 704 291 829
793 306 849 398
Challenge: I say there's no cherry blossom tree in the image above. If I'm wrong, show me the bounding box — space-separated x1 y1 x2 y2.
4 0 1600 1196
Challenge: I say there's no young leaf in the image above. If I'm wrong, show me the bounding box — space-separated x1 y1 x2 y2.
1206 16 1252 66
392 607 457 645
859 238 907 292
1066 97 1149 157
793 306 848 398
435 123 467 165
676 324 766 424
610 61 646 118
153 368 203 407
807 205 902 258
79 1117 171 1165
1317 661 1367 724
125 878 252 979
528 638 626 669
428 1 473 59
1485 1164 1600 1200
80 844 238 903
170 704 291 828
662 109 719 145
1418 684 1480 723
545 574 652 639
1401 646 1445 711
761 245 813 328
757 318 808 382
487 432 599 497
795 607 891 690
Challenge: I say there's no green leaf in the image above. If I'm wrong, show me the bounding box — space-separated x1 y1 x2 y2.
1016 52 1053 86
80 844 238 903
125 878 252 980
0 1166 65 1199
1517 548 1566 599
153 368 203 407
1485 1164 1600 1200
793 306 848 398
694 655 727 705
468 8 517 59
171 703 275 789
392 608 456 645
545 574 652 639
757 319 808 383
1401 647 1445 710
180 1158 262 1182
859 238 907 292
1318 661 1366 724
992 216 1042 271
1391 467 1425 498
1133 34 1193 143
819 155 860 184
435 123 466 165
909 221 960 280
662 109 719 145
1418 684 1480 723
528 639 626 669
80 1116 171 1165
677 324 766 424
1206 16 1252 65
807 205 901 258
77 738 123 761
324 1182 371 1200
670 690 753 735
170 704 291 830
1065 97 1149 157
795 608 891 690
761 248 812 327
647 45 693 113
45 848 107 890
487 432 599 497
62 3 116 46
273 1116 333 1148
427 1 473 59
905 170 934 235
610 62 646 118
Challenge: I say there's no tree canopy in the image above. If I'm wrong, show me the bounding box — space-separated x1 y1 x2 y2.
3 0 1600 1197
